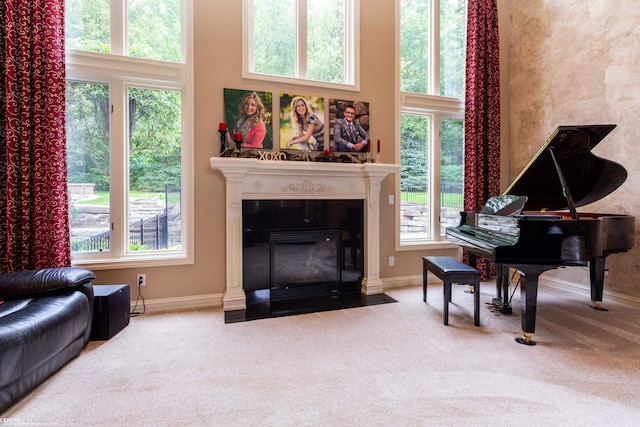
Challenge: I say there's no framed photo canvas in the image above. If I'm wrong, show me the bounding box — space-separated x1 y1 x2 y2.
329 99 370 152
224 88 273 149
279 94 326 151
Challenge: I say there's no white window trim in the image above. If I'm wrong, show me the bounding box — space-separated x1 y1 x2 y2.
66 0 194 270
242 0 360 91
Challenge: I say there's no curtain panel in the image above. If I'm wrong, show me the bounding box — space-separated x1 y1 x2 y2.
0 0 70 272
463 0 501 279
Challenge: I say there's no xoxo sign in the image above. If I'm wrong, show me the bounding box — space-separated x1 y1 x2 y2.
259 151 288 161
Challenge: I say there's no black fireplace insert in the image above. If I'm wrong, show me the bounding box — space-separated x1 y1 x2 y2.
242 199 363 301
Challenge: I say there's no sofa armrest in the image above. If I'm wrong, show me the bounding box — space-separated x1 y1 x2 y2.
0 268 95 300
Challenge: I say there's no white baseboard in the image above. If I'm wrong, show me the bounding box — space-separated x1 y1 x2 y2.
382 274 640 310
131 293 223 313
539 276 640 309
131 276 640 314
381 274 422 288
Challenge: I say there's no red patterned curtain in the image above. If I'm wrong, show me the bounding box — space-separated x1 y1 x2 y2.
0 0 70 272
463 0 500 279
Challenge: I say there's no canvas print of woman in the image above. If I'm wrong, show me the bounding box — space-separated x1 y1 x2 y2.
223 88 273 149
279 94 325 151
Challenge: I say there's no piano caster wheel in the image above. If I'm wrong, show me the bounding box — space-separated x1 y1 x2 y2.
515 333 536 346
592 301 609 312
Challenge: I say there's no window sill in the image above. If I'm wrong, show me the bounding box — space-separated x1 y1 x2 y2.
396 240 461 252
71 252 193 271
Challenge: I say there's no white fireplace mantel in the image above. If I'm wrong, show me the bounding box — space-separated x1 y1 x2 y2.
210 157 399 311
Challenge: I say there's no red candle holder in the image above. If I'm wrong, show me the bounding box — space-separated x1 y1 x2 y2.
233 133 243 151
218 124 228 154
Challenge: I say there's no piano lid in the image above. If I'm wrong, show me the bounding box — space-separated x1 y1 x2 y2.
503 125 628 211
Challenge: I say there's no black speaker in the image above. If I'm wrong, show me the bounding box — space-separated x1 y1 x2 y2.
91 284 130 340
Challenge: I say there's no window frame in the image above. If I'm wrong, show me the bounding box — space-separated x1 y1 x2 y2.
242 0 360 91
396 0 466 250
65 0 194 269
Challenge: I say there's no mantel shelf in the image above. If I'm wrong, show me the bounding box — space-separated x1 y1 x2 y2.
210 157 398 178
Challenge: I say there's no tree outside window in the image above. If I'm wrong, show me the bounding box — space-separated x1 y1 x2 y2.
399 0 466 245
65 0 191 264
246 0 358 89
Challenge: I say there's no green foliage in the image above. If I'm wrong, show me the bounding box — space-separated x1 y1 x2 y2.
128 0 182 62
400 115 464 193
65 0 110 53
129 242 149 251
66 1 184 193
440 119 464 171
251 0 347 82
252 0 296 76
307 0 346 83
66 85 182 193
400 114 429 191
400 0 465 96
440 0 466 97
66 82 110 190
128 88 182 192
399 0 465 203
400 0 430 93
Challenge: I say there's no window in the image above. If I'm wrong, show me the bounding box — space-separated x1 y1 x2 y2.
399 0 466 246
244 0 359 89
65 0 193 268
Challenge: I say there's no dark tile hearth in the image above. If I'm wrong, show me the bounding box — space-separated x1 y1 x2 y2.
224 290 397 324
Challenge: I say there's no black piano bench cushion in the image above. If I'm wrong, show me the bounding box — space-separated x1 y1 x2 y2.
422 256 481 326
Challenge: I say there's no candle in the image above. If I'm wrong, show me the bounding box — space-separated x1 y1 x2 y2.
377 139 380 153
233 133 243 142
219 122 227 131
367 138 371 153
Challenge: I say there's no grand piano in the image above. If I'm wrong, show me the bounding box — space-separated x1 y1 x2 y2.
446 124 635 345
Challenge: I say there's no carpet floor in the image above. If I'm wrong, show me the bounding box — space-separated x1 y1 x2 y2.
4 283 640 426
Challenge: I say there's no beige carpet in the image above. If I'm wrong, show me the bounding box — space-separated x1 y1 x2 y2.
4 283 640 426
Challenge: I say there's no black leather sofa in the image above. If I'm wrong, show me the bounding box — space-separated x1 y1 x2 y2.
0 268 95 412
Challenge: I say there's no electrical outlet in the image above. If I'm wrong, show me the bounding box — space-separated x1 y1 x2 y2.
137 273 146 287
389 256 395 266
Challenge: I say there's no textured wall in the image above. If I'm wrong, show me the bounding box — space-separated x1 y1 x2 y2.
509 0 640 297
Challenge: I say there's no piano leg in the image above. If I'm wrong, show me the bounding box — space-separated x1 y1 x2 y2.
590 256 609 311
492 264 512 314
515 272 539 346
511 264 558 346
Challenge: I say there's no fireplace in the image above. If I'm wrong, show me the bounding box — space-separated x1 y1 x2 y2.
270 228 341 300
242 199 363 301
210 158 399 312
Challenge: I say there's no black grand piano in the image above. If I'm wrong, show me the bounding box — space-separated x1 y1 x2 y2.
446 125 635 345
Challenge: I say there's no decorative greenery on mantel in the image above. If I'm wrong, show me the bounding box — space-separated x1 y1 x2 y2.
220 145 372 164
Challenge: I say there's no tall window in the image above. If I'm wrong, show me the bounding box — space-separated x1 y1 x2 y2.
65 0 193 267
399 0 466 246
244 0 359 89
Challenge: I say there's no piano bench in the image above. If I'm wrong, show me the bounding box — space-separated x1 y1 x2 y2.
422 256 481 326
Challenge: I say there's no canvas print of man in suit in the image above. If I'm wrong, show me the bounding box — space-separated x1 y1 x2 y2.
330 100 370 152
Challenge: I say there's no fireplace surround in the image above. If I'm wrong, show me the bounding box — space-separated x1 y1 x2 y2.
210 157 399 311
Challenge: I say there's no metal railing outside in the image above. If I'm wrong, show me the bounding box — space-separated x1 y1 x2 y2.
400 180 462 209
71 214 169 252
71 183 180 252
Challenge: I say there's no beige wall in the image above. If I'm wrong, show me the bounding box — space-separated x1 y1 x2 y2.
508 0 640 297
91 0 420 304
89 0 640 306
